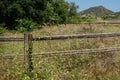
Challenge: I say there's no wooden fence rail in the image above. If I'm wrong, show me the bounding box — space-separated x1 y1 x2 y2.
1 32 120 41
0 47 120 58
80 22 120 24
0 37 23 41
40 47 120 55
33 32 120 41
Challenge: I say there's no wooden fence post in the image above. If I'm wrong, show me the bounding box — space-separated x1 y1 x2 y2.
24 33 33 76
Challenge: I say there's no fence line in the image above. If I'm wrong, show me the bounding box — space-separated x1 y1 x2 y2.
0 36 23 41
0 47 120 58
80 22 120 24
1 32 120 41
40 47 120 55
0 32 120 76
33 32 120 41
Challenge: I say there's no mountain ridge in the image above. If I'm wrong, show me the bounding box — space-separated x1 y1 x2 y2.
78 6 120 20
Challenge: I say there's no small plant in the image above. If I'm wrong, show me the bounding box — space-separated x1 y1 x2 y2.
79 17 96 22
15 19 37 32
0 23 5 35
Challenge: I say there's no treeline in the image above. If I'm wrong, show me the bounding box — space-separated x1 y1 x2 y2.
0 0 79 31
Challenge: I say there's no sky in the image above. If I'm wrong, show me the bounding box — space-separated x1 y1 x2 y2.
65 0 120 12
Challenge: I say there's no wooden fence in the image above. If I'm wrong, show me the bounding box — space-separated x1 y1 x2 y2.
1 32 120 41
79 22 120 24
0 32 120 76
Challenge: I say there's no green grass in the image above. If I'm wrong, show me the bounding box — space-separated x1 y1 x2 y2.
0 24 120 80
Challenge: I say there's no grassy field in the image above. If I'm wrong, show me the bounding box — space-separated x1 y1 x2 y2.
0 23 120 80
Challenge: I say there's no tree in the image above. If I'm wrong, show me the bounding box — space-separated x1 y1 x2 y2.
0 0 25 29
53 0 69 23
0 0 79 30
0 0 50 29
68 2 79 17
68 2 79 23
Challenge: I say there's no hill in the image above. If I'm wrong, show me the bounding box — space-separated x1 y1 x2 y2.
79 6 120 20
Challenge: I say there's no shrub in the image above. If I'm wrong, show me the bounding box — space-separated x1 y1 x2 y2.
79 17 96 22
15 19 37 32
0 24 5 35
0 27 3 34
68 17 80 24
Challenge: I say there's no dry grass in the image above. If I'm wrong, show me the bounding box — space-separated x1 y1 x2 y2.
0 23 120 80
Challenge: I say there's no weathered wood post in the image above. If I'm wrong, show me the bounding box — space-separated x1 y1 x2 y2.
24 33 33 76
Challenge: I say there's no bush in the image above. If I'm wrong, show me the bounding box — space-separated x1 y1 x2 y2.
68 17 80 24
15 19 37 32
0 27 3 34
79 17 96 22
0 24 5 35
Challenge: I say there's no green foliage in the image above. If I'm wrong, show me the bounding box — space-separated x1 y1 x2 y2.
0 1 25 28
15 19 37 32
102 12 120 20
0 26 3 34
68 2 79 17
79 17 96 22
0 0 80 30
68 16 80 24
0 24 5 35
53 0 70 23
67 2 79 24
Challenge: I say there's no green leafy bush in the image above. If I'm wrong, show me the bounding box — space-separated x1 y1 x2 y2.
68 17 80 24
0 27 3 34
79 17 96 22
0 24 5 34
15 19 37 32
